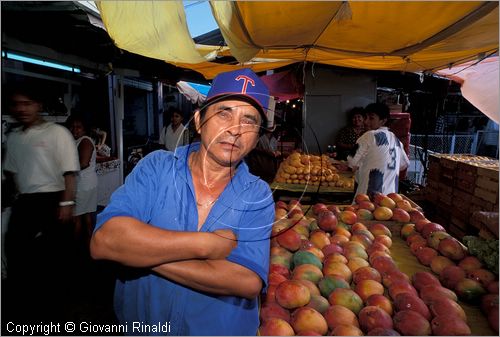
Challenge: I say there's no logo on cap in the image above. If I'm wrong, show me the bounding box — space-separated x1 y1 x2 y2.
235 75 255 94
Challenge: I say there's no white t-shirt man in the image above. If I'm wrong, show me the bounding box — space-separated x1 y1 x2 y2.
4 122 80 194
348 127 409 196
159 123 189 151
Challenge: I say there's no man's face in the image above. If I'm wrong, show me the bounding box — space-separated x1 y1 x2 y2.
171 112 182 127
10 94 42 127
69 120 85 140
365 112 386 131
195 99 261 167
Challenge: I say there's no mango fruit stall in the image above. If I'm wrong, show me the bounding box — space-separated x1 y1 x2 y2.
260 193 498 336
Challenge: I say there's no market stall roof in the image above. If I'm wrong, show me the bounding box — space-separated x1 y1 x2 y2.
97 1 498 79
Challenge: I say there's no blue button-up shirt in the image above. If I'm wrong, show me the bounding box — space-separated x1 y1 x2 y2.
96 143 274 335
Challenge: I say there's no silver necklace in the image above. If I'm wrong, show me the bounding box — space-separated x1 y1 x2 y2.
196 198 218 208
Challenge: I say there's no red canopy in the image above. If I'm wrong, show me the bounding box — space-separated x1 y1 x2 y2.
261 70 304 102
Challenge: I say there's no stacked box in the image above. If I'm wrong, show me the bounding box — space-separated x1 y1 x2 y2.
452 189 472 222
425 178 439 203
438 182 453 206
424 154 499 235
474 176 499 203
455 161 477 193
425 154 442 204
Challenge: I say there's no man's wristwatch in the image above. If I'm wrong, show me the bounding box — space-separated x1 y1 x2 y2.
59 200 76 207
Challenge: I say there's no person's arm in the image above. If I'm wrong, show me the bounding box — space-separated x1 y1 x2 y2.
182 127 189 146
78 138 94 169
90 216 236 267
152 186 275 300
58 172 76 222
153 183 274 299
399 141 410 171
98 129 107 147
347 133 370 171
152 259 262 299
158 126 166 145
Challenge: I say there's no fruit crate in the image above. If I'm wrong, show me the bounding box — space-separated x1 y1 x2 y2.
477 165 500 180
454 177 476 193
455 167 477 184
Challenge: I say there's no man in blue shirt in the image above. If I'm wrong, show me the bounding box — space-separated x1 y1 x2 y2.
91 68 275 335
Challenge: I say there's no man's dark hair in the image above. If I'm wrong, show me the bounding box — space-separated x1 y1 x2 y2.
6 82 45 104
167 106 182 117
365 102 390 120
65 113 91 134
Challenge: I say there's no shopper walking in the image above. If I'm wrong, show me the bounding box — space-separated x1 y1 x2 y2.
3 84 80 323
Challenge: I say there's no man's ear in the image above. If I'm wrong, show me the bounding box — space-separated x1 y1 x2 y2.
381 118 388 126
194 109 202 133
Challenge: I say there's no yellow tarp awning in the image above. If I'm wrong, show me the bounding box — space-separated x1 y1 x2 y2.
97 1 498 79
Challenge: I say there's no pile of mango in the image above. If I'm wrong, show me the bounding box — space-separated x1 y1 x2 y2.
273 152 354 189
260 193 499 335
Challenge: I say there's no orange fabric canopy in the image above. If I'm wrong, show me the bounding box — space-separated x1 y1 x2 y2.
97 1 498 79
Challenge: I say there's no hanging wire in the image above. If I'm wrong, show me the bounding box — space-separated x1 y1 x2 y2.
424 48 498 75
445 50 498 76
302 61 307 85
401 48 498 78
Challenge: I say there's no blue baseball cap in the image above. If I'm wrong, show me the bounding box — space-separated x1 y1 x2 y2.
205 68 270 124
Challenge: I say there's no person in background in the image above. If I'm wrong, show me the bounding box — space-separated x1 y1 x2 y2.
258 129 281 157
347 102 409 198
3 84 80 322
335 107 366 160
66 114 98 253
247 128 281 183
159 107 189 151
92 126 111 158
90 68 275 335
